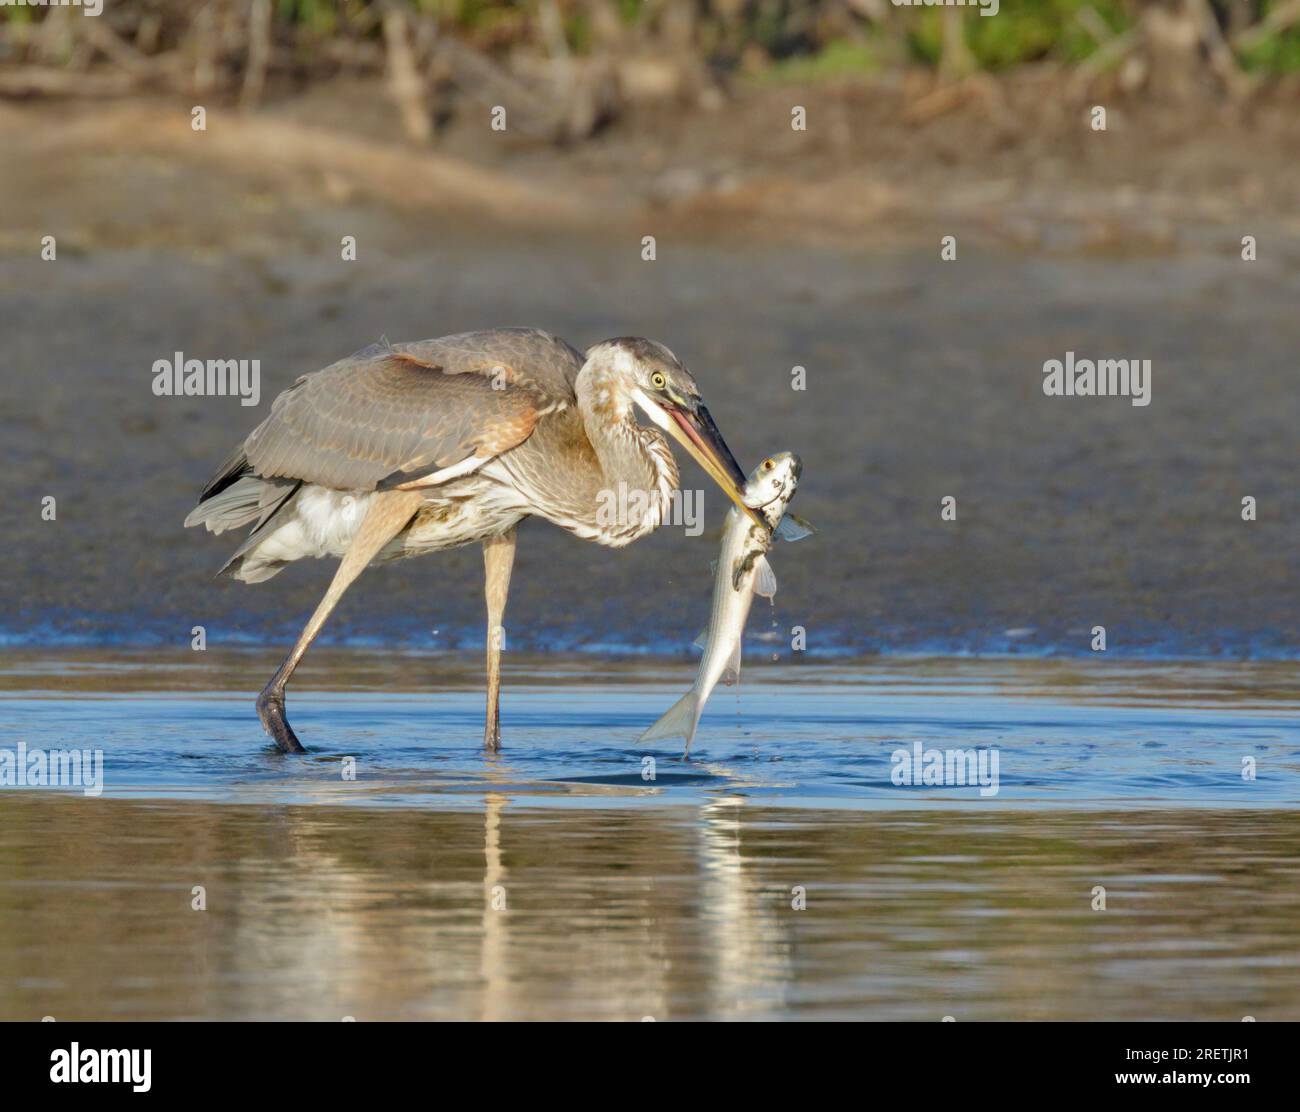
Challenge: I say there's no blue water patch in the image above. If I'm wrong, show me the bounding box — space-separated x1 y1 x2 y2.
0 620 1297 661
1 682 1296 810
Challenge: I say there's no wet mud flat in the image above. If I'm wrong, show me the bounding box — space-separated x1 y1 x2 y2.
2 239 1298 657
3 94 1297 657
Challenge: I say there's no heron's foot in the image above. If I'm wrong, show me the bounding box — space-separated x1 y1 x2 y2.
257 688 307 754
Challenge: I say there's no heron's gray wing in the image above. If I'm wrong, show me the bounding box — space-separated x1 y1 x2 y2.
391 328 585 399
243 346 556 491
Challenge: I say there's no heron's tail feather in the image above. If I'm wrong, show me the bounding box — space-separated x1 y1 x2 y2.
215 480 303 582
196 446 252 504
639 689 703 748
186 444 303 582
183 475 265 534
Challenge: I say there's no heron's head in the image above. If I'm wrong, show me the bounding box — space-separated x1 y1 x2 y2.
585 337 761 526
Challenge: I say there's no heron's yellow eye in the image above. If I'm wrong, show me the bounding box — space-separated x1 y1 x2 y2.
762 458 775 471
650 371 667 390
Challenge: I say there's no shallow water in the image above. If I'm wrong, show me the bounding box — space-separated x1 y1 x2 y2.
1 654 1297 1019
1 654 1297 809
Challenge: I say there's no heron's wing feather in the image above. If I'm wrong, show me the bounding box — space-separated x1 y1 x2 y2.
243 347 557 491
391 328 585 398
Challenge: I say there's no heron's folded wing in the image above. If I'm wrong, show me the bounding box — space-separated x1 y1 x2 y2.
243 349 555 491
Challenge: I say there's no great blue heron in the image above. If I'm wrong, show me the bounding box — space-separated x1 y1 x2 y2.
185 328 761 754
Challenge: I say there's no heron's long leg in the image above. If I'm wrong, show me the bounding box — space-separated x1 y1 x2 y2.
257 491 423 753
482 526 517 752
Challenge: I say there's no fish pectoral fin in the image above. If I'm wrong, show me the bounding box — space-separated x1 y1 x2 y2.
774 513 816 542
731 551 756 592
691 628 709 652
720 640 743 686
753 555 778 599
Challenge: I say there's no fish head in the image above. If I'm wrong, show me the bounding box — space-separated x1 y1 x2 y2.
742 452 801 517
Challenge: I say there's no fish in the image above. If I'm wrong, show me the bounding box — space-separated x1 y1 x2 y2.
640 451 811 752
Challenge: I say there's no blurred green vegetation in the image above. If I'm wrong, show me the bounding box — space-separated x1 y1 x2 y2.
906 0 1131 71
5 0 1300 82
763 37 884 83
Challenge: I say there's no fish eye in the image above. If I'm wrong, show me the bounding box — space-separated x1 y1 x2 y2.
650 371 667 390
762 458 775 471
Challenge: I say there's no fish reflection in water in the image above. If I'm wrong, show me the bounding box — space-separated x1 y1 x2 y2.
697 797 793 1017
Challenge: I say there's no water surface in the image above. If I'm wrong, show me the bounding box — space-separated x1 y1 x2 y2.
1 654 1297 1020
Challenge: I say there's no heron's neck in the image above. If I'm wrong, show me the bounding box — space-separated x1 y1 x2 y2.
575 363 679 545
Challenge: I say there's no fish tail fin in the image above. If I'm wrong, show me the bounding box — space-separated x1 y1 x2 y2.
639 689 702 746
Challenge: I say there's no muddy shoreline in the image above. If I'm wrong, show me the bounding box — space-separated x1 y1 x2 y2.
1 90 1297 658
3 240 1296 657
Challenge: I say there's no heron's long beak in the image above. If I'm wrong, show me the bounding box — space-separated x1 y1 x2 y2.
663 401 764 528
